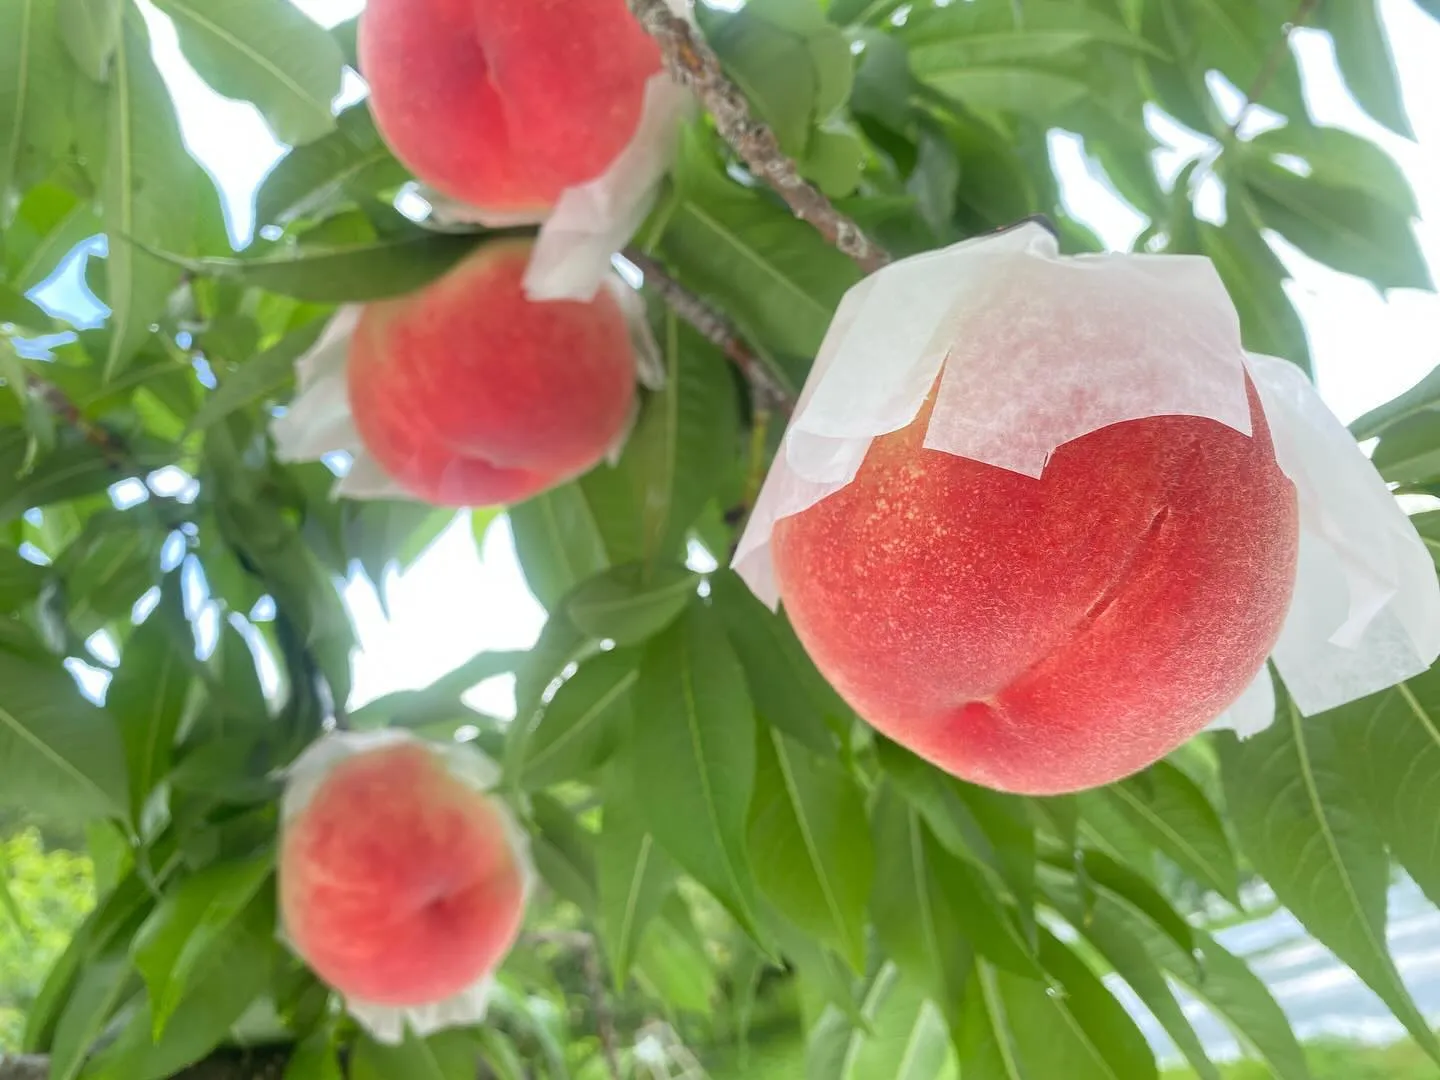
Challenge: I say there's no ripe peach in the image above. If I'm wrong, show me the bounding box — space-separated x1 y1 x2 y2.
347 239 637 507
358 0 663 216
279 740 526 1007
771 380 1299 796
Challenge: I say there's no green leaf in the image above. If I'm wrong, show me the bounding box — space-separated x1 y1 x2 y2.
710 570 840 753
633 906 719 1015
0 543 46 609
109 577 191 822
509 483 609 610
1186 930 1312 1080
46 952 135 1080
1220 694 1440 1063
351 1031 478 1080
660 125 860 364
179 230 484 303
914 63 1089 115
807 963 955 1080
55 0 120 81
632 603 767 943
130 855 272 1040
103 9 196 379
1045 861 1310 1079
520 648 637 790
1333 671 1440 912
62 523 163 628
1107 760 1241 904
702 0 856 192
152 0 343 146
529 794 599 914
749 724 872 969
1350 361 1440 440
566 562 697 646
283 1032 343 1080
597 773 677 987
1368 411 1440 485
1 0 74 217
869 783 973 1022
621 314 741 561
1041 869 1215 1080
475 1031 523 1080
82 891 274 1080
0 648 128 822
1239 158 1431 293
4 179 102 292
1070 848 1196 959
187 317 327 431
1245 124 1416 216
1197 215 1310 371
1317 0 1412 138
959 945 1144 1080
256 105 405 227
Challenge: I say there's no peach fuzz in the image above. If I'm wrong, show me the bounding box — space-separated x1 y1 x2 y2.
347 239 637 507
358 0 662 216
279 740 526 1007
771 380 1299 796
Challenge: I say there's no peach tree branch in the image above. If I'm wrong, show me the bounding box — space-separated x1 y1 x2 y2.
622 247 794 416
626 0 891 274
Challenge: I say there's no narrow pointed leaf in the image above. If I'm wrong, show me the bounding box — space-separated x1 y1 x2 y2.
1220 695 1440 1063
103 10 195 379
632 604 767 943
749 724 872 969
152 0 343 146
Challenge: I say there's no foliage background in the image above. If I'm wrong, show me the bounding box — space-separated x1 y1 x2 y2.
1 0 1440 1077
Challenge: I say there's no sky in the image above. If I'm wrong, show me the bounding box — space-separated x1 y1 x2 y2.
27 0 1440 720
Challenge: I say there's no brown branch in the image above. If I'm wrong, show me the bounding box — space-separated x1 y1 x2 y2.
626 0 890 274
1230 0 1320 136
623 247 794 416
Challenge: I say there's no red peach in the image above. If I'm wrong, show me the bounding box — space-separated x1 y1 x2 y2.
347 239 637 507
279 741 526 1007
771 380 1299 795
359 0 662 216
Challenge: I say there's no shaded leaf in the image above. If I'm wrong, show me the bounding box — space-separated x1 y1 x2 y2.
187 317 327 431
0 648 128 822
109 577 191 822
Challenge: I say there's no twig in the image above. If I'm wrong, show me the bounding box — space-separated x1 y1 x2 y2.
1230 0 1320 137
622 247 794 416
626 0 890 274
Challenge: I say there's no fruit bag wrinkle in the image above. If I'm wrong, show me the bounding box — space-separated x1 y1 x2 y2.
735 222 1440 728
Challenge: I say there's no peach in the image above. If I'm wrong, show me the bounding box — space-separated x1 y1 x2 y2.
771 380 1299 796
347 239 637 507
358 0 662 216
279 740 526 1007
